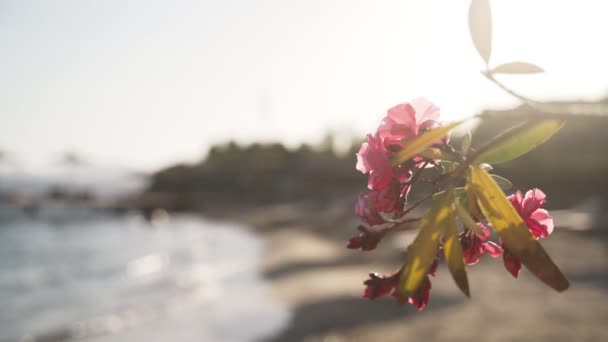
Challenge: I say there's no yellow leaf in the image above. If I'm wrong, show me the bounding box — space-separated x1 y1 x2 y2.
398 190 454 297
443 208 470 297
392 121 463 166
464 179 484 221
468 165 569 292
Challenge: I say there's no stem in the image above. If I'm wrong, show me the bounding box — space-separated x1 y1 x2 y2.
482 71 539 107
390 217 423 231
382 217 422 234
405 161 429 187
481 70 608 118
398 193 433 219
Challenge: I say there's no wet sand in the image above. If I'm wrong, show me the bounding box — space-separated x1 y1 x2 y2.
221 199 608 342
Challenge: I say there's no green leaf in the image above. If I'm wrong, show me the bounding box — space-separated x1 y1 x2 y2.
475 119 565 165
490 61 544 74
461 131 472 155
491 174 513 191
464 176 483 221
398 190 454 297
443 208 470 297
433 187 464 200
469 0 492 64
468 165 569 292
439 160 460 174
418 148 443 160
455 200 485 236
393 121 463 165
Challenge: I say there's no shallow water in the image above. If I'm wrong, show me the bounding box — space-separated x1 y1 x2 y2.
0 209 289 341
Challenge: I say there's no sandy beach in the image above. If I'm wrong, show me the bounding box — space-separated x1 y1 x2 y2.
213 198 608 342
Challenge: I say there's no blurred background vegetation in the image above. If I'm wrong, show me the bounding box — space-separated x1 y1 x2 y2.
141 95 608 212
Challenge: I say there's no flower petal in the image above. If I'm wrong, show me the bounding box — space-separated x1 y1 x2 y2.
355 140 372 174
407 275 432 311
522 188 547 217
355 193 384 226
482 241 503 257
525 217 552 239
355 135 394 190
363 272 399 299
463 243 482 265
387 102 417 129
507 190 524 213
346 236 363 249
476 223 491 240
503 250 522 278
411 97 440 126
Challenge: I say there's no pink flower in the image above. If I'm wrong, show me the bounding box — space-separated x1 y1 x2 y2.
363 272 399 300
459 224 502 265
347 225 387 251
407 275 432 311
356 134 394 190
508 189 554 238
503 248 522 278
502 189 554 278
362 271 432 311
368 181 403 213
355 193 384 226
363 245 440 311
393 164 414 184
376 97 441 150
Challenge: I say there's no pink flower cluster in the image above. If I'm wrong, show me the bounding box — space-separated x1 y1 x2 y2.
362 258 437 311
458 189 554 279
460 224 502 265
350 98 557 311
502 189 554 277
354 98 441 227
360 189 553 310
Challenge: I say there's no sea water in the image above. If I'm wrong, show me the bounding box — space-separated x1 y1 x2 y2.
0 208 289 341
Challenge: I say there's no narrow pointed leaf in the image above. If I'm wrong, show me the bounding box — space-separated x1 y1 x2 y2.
491 174 513 190
418 148 444 160
398 190 454 297
433 187 465 200
490 61 544 74
443 208 470 297
461 131 472 154
468 0 492 64
393 121 463 165
468 165 569 292
475 119 565 165
455 200 484 236
464 179 484 221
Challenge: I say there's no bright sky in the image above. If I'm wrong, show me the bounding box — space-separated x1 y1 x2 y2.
1 0 607 171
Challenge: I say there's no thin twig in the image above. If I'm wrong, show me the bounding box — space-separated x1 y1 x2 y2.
482 71 539 107
481 70 608 118
407 161 429 185
399 193 433 218
389 217 423 231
